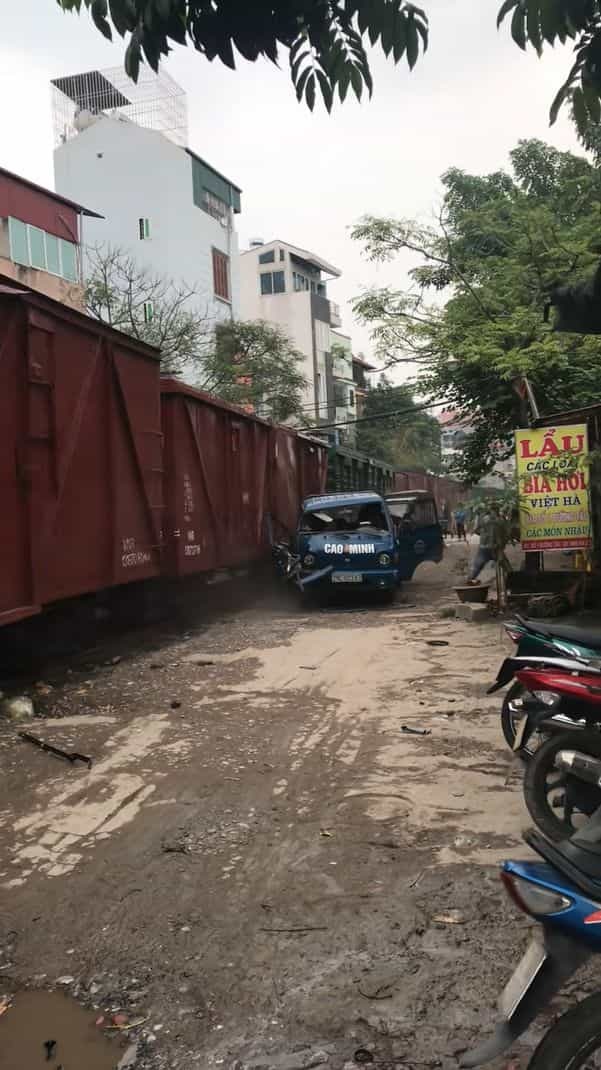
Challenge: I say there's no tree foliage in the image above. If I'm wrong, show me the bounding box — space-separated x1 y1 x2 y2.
352 139 601 483
85 244 212 375
56 0 427 112
86 247 307 421
356 375 441 471
56 0 601 125
201 320 308 423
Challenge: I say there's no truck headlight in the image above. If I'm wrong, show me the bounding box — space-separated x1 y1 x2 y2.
379 553 391 566
303 554 315 566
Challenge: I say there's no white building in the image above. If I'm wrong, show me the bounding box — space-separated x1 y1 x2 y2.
239 238 343 426
329 330 357 445
52 69 242 349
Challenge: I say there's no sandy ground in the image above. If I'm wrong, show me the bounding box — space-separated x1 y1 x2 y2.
0 542 589 1069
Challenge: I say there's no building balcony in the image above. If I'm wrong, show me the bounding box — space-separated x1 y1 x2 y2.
330 301 342 328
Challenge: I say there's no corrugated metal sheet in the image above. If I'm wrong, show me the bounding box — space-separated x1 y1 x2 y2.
0 289 162 626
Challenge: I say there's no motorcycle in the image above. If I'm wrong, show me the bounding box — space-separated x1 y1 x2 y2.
513 663 601 841
500 614 601 752
461 816 601 1069
489 653 597 760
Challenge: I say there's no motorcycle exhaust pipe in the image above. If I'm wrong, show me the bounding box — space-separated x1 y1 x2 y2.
555 750 601 786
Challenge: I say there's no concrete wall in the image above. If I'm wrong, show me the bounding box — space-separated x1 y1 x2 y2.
54 116 240 334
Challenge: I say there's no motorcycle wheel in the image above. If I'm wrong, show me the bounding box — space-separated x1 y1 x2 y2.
527 991 601 1068
524 729 601 842
501 682 543 761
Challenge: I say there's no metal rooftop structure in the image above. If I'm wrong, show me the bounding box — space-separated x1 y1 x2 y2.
51 67 188 148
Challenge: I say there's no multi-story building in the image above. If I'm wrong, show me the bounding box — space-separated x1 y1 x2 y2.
239 238 343 426
352 354 376 418
330 330 357 444
0 165 100 310
51 68 242 339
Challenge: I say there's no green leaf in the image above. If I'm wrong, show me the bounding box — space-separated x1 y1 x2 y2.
511 3 527 49
316 69 334 111
539 0 562 44
380 2 396 57
91 0 112 39
526 0 542 53
305 72 316 110
406 15 419 68
124 31 141 81
290 49 310 82
338 65 351 102
497 0 518 28
392 17 406 62
583 83 601 124
572 85 589 133
549 82 569 124
350 63 363 100
295 66 311 101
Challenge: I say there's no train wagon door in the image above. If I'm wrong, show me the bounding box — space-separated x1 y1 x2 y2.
0 304 38 625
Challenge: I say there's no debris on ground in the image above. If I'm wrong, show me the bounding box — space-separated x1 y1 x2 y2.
117 1042 139 1068
401 725 432 736
18 731 92 769
433 909 466 925
1 695 34 722
0 996 12 1017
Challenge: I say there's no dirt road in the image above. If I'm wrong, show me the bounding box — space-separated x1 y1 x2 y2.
0 544 574 1068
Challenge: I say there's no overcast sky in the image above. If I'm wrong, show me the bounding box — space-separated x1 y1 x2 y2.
1 0 584 361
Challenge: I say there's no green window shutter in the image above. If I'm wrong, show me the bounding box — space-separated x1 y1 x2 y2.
59 239 77 282
29 226 47 271
191 156 241 214
46 234 60 275
8 218 29 266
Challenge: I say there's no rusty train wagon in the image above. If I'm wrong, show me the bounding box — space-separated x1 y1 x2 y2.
0 289 327 629
0 286 163 628
160 380 327 578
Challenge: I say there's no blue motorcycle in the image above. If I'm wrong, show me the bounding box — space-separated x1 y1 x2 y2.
462 814 601 1068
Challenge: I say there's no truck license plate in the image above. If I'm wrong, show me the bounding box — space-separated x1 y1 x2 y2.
498 938 547 1019
331 572 362 584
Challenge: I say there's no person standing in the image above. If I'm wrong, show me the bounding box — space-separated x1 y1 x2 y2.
453 505 467 542
467 503 508 584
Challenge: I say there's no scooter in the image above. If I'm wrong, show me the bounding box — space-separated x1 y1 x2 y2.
500 615 601 752
461 817 601 1069
489 653 599 759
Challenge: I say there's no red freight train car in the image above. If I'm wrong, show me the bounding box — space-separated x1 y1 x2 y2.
160 380 327 577
0 287 163 627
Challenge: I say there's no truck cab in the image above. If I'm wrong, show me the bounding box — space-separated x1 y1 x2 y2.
296 492 399 593
385 490 444 580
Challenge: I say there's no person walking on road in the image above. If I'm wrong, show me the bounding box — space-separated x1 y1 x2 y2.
467 503 508 584
453 505 467 542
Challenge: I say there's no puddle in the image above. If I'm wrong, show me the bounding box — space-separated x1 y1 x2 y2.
0 990 119 1069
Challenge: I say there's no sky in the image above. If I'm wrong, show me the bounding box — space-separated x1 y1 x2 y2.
0 0 584 364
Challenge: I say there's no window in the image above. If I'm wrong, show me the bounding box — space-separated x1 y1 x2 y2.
143 301 154 324
29 226 46 270
258 250 275 264
260 271 285 295
349 390 355 407
279 249 285 261
212 248 230 301
201 189 228 220
317 282 326 296
8 217 79 282
138 217 151 240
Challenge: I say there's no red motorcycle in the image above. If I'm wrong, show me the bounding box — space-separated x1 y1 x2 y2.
515 664 601 841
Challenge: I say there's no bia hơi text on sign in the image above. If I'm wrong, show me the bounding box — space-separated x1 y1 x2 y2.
515 424 591 551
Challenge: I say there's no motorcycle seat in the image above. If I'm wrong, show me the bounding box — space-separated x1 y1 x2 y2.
521 616 601 650
525 827 601 897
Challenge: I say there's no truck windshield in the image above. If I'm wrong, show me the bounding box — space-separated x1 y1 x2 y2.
300 503 389 534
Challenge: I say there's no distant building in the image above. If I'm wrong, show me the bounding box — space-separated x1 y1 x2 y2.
352 354 376 419
51 68 242 348
0 165 100 310
438 408 514 487
239 238 342 425
330 331 357 444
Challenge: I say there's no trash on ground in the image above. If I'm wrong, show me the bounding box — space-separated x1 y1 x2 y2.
106 1015 149 1031
18 731 92 769
170 700 182 709
1 696 35 723
44 1039 57 1059
433 909 466 925
401 725 432 736
426 639 449 647
319 828 334 837
353 1049 375 1064
0 997 12 1017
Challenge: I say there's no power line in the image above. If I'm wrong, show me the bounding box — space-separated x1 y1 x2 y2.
304 398 442 433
